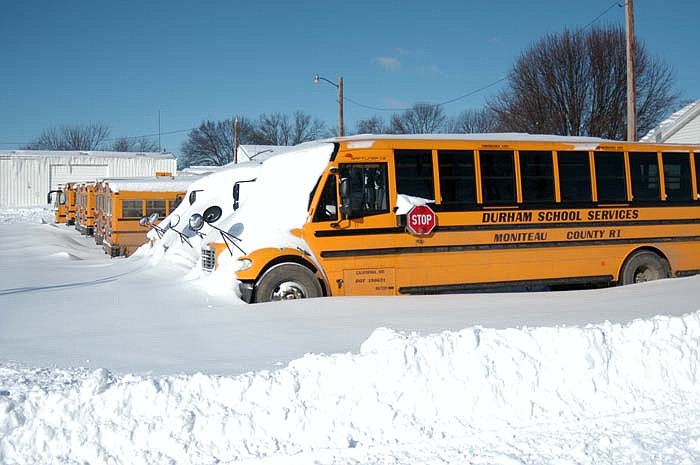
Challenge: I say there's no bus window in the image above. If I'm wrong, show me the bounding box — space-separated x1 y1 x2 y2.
520 150 554 203
122 200 143 219
479 150 515 204
629 152 660 201
557 151 592 202
663 153 692 201
146 199 167 218
438 150 476 208
394 150 434 201
339 163 388 218
594 152 627 202
312 175 338 222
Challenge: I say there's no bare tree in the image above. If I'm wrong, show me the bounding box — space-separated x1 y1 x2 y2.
24 123 111 150
291 111 327 145
355 115 389 134
448 108 500 133
253 111 326 145
111 137 159 152
390 103 448 134
180 117 256 167
491 25 678 139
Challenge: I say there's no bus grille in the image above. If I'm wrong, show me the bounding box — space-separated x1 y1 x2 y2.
201 248 216 271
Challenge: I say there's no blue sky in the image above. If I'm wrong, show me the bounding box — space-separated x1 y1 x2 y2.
1 0 698 155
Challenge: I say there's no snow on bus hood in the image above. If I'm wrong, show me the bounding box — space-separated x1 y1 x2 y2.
142 162 263 267
203 142 335 264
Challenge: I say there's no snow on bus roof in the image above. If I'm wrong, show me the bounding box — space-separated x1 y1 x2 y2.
106 176 202 193
327 133 611 145
311 133 699 150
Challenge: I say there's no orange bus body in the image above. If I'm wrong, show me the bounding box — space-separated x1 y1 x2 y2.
218 135 700 303
75 183 96 235
101 181 185 257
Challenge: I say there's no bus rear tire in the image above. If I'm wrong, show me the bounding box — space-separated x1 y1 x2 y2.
620 250 671 285
254 263 323 303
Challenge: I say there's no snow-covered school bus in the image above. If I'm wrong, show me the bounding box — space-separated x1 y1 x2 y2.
194 134 700 303
75 182 96 235
100 177 190 257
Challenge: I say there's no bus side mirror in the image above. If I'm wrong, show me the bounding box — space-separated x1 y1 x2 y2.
189 213 205 231
148 212 159 225
139 216 149 227
233 183 240 210
339 177 351 219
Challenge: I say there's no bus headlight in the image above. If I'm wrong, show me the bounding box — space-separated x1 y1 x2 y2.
236 258 253 271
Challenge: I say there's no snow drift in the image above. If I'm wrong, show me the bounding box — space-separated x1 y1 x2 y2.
2 310 699 464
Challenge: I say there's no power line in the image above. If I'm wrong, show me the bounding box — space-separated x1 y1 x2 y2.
339 75 509 113
582 0 623 30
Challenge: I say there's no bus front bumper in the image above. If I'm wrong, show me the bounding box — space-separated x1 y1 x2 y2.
238 281 255 303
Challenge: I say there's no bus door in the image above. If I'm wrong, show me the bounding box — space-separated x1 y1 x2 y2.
305 161 400 296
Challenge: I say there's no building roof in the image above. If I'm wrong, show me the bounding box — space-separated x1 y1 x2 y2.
640 100 700 143
0 150 176 159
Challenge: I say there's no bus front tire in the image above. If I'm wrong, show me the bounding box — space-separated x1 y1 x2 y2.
621 250 671 285
254 263 323 303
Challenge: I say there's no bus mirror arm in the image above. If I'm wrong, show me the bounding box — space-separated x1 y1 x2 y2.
206 223 246 256
232 178 257 211
168 227 193 248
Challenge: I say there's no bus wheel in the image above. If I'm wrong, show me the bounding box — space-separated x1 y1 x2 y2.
621 250 671 285
254 263 323 303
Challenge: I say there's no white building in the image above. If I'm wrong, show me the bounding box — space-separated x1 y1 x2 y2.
0 150 177 208
641 100 700 144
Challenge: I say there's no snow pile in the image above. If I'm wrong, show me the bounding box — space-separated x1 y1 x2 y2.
2 311 700 464
0 208 53 224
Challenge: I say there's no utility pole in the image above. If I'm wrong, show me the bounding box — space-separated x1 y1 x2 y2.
233 117 239 164
338 76 344 137
625 0 637 141
313 74 344 137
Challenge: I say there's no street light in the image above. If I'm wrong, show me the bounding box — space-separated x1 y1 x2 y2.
313 74 344 137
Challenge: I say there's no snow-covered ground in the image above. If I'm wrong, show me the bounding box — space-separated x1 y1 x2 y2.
2 209 700 464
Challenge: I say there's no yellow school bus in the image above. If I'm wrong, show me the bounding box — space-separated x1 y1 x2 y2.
47 182 78 224
47 184 69 224
197 135 700 303
75 182 96 235
94 180 108 245
101 178 187 257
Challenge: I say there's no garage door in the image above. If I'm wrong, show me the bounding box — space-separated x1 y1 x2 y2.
49 164 108 190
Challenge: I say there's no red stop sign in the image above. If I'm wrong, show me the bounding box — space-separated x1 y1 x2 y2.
406 205 437 235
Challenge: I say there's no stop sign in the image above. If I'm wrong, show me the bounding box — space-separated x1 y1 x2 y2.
406 204 437 235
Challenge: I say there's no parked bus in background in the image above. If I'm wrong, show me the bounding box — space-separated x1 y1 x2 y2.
94 180 108 244
47 185 68 224
101 177 191 257
47 182 77 225
193 134 700 303
75 182 96 235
